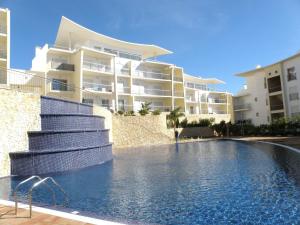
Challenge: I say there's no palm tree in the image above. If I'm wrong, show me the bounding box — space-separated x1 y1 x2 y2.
167 107 185 133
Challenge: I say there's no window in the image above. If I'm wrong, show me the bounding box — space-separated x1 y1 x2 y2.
264 77 267 89
275 70 278 74
256 112 259 117
267 116 270 122
104 48 118 55
82 98 94 105
101 99 110 108
269 72 272 76
254 97 258 102
287 67 297 81
289 86 299 101
118 99 125 111
52 79 67 91
291 105 300 117
266 99 268 106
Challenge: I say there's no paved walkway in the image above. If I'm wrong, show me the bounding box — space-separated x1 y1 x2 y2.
0 204 91 225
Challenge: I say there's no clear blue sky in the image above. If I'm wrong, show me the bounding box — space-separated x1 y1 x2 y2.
1 0 300 94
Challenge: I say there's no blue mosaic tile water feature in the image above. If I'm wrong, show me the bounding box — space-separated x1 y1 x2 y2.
1 140 300 224
9 96 112 175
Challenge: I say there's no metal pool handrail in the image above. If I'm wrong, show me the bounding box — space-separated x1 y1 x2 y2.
28 177 69 218
13 175 43 215
13 176 69 218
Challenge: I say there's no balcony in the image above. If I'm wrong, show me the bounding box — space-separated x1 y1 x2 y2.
83 61 112 74
134 70 171 80
185 96 197 102
119 67 130 76
151 105 172 112
268 85 282 93
174 91 184 97
117 86 131 94
185 82 208 91
83 81 113 93
270 104 284 111
0 25 6 34
208 98 227 104
0 49 7 59
234 103 251 111
210 110 227 114
118 104 133 112
50 61 75 71
174 76 183 82
133 88 172 96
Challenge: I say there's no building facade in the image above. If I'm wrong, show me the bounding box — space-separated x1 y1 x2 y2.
7 16 232 121
0 8 10 84
234 53 300 125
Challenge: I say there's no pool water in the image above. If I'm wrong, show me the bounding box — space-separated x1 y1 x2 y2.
1 140 300 224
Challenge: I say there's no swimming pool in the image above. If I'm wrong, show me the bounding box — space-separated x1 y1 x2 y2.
1 140 300 224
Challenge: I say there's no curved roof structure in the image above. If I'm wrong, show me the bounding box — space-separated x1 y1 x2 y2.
55 17 172 59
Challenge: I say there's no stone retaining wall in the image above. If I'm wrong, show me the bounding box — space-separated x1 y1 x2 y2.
112 114 174 148
0 88 41 177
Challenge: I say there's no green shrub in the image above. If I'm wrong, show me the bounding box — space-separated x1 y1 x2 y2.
117 110 124 115
180 118 188 128
138 102 151 116
124 111 135 116
152 109 161 115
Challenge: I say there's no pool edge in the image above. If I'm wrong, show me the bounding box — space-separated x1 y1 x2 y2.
0 199 125 225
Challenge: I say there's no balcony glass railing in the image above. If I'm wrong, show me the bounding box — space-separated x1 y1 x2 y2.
133 88 172 96
270 104 284 111
117 105 133 112
174 91 184 97
234 104 251 111
185 82 208 91
83 81 113 92
119 68 130 76
174 76 183 82
185 97 197 102
134 70 171 80
268 85 282 93
83 61 112 73
151 105 172 112
0 49 7 59
50 61 75 71
0 25 6 34
117 87 131 94
208 98 227 104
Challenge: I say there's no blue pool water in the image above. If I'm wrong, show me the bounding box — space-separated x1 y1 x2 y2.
1 140 300 224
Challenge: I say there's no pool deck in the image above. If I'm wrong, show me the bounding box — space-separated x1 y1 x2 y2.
0 200 124 225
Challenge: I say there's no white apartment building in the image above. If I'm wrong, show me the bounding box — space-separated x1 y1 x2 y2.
234 52 300 125
0 8 10 84
6 15 232 121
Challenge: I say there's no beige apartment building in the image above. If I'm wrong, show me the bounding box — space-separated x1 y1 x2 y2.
234 52 300 125
4 14 233 122
0 8 10 84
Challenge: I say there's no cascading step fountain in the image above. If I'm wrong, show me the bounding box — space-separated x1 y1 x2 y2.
9 96 113 176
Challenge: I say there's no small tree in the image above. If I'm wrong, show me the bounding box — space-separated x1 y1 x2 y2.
167 107 185 133
139 102 152 116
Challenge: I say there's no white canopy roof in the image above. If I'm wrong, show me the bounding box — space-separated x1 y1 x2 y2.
55 17 172 59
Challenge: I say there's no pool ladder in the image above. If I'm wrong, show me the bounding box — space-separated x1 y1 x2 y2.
13 175 69 218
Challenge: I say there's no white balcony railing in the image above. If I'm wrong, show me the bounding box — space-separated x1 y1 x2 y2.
0 49 7 59
133 88 172 96
83 81 113 92
174 76 183 82
83 61 112 73
134 70 171 80
185 82 208 91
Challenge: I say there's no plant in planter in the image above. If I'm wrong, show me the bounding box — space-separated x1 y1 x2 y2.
139 102 152 116
124 111 135 116
152 109 161 115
